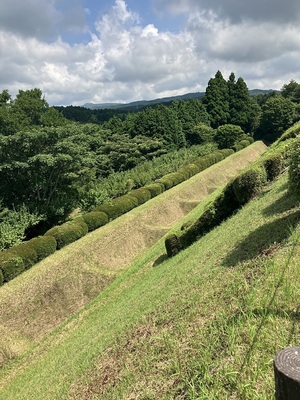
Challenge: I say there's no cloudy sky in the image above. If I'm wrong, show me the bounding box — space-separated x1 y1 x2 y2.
1 0 300 105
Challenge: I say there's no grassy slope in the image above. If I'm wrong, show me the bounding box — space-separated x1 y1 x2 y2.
0 142 266 367
1 148 300 399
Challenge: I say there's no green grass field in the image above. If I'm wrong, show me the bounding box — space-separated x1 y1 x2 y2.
0 143 299 399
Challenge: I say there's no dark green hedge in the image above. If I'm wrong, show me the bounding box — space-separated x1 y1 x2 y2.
82 211 109 231
0 251 25 283
93 195 138 220
165 234 182 257
262 154 284 181
277 122 300 143
10 242 38 270
129 188 151 205
0 236 57 284
144 182 165 198
45 218 88 250
232 165 267 205
165 160 271 257
26 236 57 261
155 176 174 190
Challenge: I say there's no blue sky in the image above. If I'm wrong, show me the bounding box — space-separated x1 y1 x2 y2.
1 0 300 105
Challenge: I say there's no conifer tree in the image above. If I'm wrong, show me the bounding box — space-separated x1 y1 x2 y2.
203 71 229 128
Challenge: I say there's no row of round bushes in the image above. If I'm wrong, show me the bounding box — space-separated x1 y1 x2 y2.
165 147 285 257
0 141 253 285
0 236 57 285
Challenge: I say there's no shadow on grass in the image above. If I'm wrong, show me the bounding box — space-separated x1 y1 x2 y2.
262 191 297 217
152 254 168 267
223 210 300 267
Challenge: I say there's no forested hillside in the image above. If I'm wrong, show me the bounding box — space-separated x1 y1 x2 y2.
1 73 300 251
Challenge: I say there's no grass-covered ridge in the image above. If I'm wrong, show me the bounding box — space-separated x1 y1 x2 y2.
0 143 299 398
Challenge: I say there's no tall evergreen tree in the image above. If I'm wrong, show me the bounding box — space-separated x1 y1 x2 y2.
203 70 229 128
228 76 251 130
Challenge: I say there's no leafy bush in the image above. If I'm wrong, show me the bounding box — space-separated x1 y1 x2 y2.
288 138 300 197
276 120 300 143
129 188 151 205
0 251 25 282
10 242 38 270
155 176 174 190
0 204 41 251
144 183 164 197
45 218 88 250
0 270 3 286
239 139 251 148
94 195 138 219
178 164 200 178
214 124 245 149
262 154 284 181
232 165 267 205
82 211 109 231
232 143 244 152
28 236 57 261
165 234 182 257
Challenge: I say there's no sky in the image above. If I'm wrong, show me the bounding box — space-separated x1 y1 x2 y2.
1 0 300 106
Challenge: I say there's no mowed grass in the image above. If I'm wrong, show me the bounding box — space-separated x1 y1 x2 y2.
0 142 266 367
0 170 299 399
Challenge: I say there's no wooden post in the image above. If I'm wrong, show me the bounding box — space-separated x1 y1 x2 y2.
274 347 300 399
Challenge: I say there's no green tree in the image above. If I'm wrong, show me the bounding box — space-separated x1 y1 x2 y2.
260 95 296 139
0 204 41 250
203 71 229 128
0 125 103 224
281 80 300 103
227 74 258 132
12 88 49 126
186 124 215 145
125 105 185 149
214 124 245 149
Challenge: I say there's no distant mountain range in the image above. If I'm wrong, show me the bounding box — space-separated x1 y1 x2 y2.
83 89 275 111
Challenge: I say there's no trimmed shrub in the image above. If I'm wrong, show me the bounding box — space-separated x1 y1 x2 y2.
82 211 108 231
129 188 151 205
45 219 88 250
94 195 138 220
178 184 239 252
239 139 251 148
144 182 164 198
232 143 244 152
220 148 235 157
288 138 300 197
28 236 57 261
155 176 175 190
0 251 25 282
232 165 267 205
262 154 284 181
183 163 200 177
165 234 182 257
277 121 300 143
194 157 211 171
215 124 245 149
10 242 38 269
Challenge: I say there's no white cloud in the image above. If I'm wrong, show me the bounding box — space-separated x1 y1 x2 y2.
1 0 300 105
